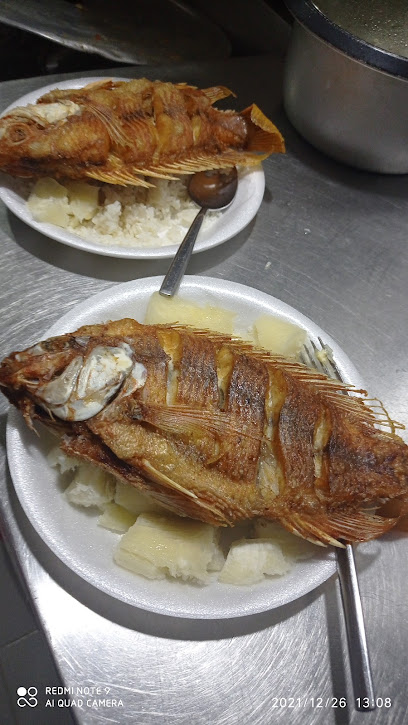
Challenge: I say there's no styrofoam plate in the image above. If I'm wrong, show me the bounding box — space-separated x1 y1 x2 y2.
0 78 265 259
5 276 359 618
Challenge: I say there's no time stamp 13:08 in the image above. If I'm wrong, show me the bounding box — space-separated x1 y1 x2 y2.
270 697 392 710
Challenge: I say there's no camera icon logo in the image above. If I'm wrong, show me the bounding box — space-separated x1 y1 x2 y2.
17 686 38 708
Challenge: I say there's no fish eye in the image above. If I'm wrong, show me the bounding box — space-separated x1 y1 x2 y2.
9 125 28 143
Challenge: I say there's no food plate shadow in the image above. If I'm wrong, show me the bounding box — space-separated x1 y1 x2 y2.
8 213 254 282
5 463 334 641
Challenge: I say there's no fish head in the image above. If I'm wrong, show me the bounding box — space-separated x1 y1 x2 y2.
0 100 99 177
0 109 45 175
0 335 147 424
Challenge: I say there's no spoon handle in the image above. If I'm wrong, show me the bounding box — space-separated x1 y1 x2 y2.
159 206 207 297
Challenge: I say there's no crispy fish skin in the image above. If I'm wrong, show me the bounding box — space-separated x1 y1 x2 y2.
1 318 407 546
0 78 284 186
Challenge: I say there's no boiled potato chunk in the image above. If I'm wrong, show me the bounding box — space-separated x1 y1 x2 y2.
98 502 137 533
29 176 67 200
114 480 164 515
253 315 307 357
145 292 236 334
28 177 70 226
64 463 116 509
65 180 99 221
28 177 99 226
114 512 224 583
218 538 292 585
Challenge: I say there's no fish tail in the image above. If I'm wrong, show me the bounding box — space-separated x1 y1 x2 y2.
377 494 408 531
278 508 399 547
241 104 285 156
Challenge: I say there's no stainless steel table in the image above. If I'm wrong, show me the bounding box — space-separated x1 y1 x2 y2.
0 54 407 725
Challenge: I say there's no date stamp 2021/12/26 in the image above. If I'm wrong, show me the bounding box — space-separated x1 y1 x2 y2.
270 697 392 710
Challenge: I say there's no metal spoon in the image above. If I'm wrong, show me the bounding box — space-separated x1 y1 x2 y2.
159 167 238 297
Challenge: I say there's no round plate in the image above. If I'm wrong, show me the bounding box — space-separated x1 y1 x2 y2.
0 78 265 259
5 276 359 619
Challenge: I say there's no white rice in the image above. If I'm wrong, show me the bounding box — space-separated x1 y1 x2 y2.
26 176 221 249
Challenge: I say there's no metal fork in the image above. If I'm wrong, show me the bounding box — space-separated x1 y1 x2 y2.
301 337 376 712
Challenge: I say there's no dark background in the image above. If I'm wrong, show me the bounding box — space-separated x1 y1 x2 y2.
0 0 293 81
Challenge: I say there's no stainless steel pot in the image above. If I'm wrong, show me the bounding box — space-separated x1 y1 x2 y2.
283 0 408 173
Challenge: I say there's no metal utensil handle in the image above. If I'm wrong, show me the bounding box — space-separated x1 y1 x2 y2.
159 207 207 297
302 341 376 711
336 544 376 711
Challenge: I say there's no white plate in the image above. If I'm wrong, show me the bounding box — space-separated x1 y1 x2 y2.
5 276 361 619
0 77 265 259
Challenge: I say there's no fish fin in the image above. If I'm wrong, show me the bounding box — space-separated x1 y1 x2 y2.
173 82 235 104
200 85 237 104
241 104 285 155
86 104 133 147
131 167 179 181
62 430 226 523
137 402 264 447
146 155 238 176
280 509 398 547
140 459 199 501
168 327 376 426
139 402 223 437
158 323 370 412
86 154 175 185
153 150 266 175
377 495 408 520
140 458 228 522
37 79 115 104
80 79 116 92
144 138 280 178
85 164 153 187
363 398 406 434
61 429 149 489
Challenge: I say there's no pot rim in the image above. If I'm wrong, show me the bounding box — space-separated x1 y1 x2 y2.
284 0 408 79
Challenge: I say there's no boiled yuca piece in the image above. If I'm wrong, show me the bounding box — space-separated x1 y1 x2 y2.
64 463 116 508
218 538 292 586
253 314 307 357
98 502 137 533
47 444 79 474
114 479 164 515
114 512 224 583
254 520 318 560
145 292 236 334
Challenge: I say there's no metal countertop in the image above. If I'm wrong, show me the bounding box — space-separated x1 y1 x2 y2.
0 54 407 725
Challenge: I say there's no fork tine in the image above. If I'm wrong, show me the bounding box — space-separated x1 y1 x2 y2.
299 347 309 367
301 339 327 375
303 335 376 712
303 337 344 381
310 339 327 374
316 336 344 381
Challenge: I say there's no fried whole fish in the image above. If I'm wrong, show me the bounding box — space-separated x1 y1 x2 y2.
0 79 284 187
1 318 407 546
